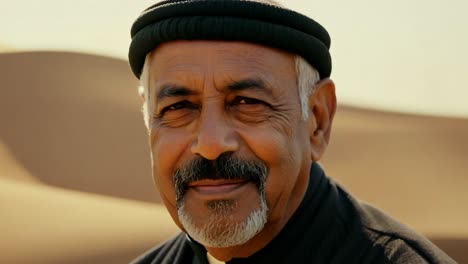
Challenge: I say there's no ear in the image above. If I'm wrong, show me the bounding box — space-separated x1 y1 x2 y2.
307 78 337 161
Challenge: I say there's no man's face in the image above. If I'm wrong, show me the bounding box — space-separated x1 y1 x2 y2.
147 41 313 248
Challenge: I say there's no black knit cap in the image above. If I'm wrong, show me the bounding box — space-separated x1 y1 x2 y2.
129 0 332 79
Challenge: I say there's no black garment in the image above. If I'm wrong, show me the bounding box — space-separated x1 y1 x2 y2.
132 163 455 264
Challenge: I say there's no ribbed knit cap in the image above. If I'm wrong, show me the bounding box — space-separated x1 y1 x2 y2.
129 0 332 79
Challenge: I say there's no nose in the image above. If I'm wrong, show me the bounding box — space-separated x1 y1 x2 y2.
190 105 239 160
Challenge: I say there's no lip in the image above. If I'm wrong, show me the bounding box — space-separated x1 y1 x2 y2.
188 179 249 196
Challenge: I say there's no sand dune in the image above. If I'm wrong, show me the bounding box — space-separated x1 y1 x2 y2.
1 51 467 263
0 178 178 264
0 141 39 183
323 106 468 237
0 51 158 203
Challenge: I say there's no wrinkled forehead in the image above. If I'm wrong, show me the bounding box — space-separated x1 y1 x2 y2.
147 40 296 82
148 40 296 95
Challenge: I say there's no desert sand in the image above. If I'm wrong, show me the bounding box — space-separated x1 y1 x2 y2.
0 51 466 263
0 176 178 264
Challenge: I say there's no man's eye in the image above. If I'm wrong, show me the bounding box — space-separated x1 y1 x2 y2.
161 101 197 114
232 96 264 105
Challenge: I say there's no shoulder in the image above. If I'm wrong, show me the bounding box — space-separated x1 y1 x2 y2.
130 233 192 264
354 200 456 264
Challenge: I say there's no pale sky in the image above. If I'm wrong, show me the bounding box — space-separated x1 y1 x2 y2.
1 0 467 117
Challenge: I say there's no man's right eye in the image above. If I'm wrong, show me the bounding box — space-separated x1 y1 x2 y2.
160 100 198 115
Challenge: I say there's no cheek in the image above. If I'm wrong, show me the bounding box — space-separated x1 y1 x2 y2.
150 128 192 205
240 124 305 183
238 112 306 170
238 122 309 215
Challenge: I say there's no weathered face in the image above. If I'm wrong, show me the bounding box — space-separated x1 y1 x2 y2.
147 40 313 247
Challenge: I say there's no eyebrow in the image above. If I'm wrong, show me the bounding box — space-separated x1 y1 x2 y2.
225 78 273 96
156 84 198 100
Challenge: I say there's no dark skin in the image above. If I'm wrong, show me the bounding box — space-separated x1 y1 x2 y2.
145 40 336 261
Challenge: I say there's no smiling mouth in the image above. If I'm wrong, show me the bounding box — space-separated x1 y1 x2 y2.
188 179 249 196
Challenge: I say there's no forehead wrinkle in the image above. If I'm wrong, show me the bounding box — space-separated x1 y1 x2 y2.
218 55 270 73
151 51 204 80
215 64 287 102
213 45 275 69
214 50 290 85
151 69 201 97
150 58 206 96
160 62 203 76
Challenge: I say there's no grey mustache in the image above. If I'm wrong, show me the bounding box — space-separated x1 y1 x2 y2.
173 153 268 205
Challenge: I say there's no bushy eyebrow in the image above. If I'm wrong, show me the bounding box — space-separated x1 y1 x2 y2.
225 78 273 96
156 84 198 100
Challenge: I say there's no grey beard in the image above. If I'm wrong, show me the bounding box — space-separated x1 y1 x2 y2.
177 190 268 248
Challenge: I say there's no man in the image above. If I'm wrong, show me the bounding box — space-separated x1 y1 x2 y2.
128 0 455 263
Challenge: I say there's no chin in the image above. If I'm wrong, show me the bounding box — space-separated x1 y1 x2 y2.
177 196 268 248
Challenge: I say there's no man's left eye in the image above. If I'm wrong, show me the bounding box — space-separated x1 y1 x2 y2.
232 96 264 105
